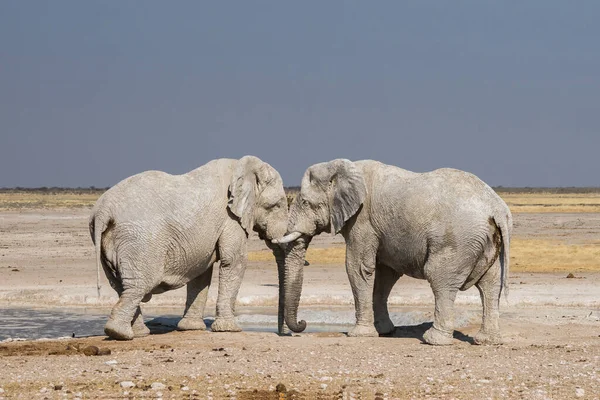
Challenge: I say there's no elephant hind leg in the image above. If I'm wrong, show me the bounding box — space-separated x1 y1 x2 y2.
373 263 401 335
423 251 469 346
105 260 158 340
473 258 502 345
105 288 148 340
132 306 150 337
178 266 214 331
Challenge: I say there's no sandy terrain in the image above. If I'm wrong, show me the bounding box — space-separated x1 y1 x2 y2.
0 209 599 398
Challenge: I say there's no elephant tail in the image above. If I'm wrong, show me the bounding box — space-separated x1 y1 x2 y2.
89 213 108 298
494 211 512 304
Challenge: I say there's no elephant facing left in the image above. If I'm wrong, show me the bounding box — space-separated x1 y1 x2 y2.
89 156 288 340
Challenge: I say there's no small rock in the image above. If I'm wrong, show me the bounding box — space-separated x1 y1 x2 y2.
0 387 4 393
82 346 99 356
120 381 135 389
151 382 166 390
40 387 48 393
105 360 118 365
575 388 585 397
275 383 287 393
180 386 189 391
54 384 63 391
566 273 575 279
11 269 19 272
320 384 328 390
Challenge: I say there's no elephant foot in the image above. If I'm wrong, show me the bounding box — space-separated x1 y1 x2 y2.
375 318 395 335
473 330 503 345
105 319 134 341
211 317 242 332
423 326 454 346
177 317 207 331
131 320 150 337
348 324 378 337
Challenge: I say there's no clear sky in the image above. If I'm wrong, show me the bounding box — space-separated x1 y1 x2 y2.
1 1 599 188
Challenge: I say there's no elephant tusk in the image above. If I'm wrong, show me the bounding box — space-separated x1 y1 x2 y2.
272 231 302 244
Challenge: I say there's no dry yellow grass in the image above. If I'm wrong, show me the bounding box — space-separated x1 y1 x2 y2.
249 239 600 272
511 239 600 272
499 193 600 213
2 191 600 213
0 192 100 210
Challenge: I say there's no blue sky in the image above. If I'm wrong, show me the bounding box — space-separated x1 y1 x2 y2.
1 1 599 187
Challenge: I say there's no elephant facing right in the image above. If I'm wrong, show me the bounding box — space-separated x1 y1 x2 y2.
275 159 512 345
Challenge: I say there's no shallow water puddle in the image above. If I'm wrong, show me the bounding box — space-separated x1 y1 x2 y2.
0 306 477 341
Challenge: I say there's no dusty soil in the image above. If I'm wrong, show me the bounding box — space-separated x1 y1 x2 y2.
0 315 598 399
0 209 599 398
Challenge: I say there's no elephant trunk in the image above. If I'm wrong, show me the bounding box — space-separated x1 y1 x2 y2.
267 243 288 335
283 237 310 333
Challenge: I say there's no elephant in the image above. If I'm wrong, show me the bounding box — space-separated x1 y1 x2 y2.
89 156 288 340
274 159 512 345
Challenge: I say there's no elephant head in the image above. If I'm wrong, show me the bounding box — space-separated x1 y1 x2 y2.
228 156 290 332
228 155 289 242
274 159 366 332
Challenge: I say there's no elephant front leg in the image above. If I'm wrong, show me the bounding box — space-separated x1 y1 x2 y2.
177 266 214 331
211 259 245 332
346 248 379 337
373 264 401 335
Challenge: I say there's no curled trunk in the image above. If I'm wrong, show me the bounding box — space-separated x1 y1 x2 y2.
283 237 311 333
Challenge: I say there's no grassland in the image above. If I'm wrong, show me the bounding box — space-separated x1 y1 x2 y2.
249 238 600 273
0 190 102 210
500 193 600 213
3 189 600 212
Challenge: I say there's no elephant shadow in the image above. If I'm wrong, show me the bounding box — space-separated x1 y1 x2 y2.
378 322 475 344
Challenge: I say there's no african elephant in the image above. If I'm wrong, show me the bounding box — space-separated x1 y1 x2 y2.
89 156 288 340
274 159 512 345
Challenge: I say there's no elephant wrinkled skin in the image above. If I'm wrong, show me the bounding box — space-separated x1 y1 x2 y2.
90 156 288 340
276 159 512 345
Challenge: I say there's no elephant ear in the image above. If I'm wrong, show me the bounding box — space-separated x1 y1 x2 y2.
328 159 367 234
228 155 274 235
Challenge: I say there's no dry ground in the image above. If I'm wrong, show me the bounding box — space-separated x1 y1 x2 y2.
0 193 599 398
0 317 598 399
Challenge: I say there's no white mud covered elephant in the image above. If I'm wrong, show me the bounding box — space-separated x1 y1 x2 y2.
89 156 289 340
275 159 512 345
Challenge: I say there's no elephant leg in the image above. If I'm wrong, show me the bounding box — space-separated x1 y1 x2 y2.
423 284 458 346
131 306 150 337
346 236 379 337
105 287 148 340
373 263 401 335
422 252 465 346
474 258 502 345
177 266 214 331
211 232 246 332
